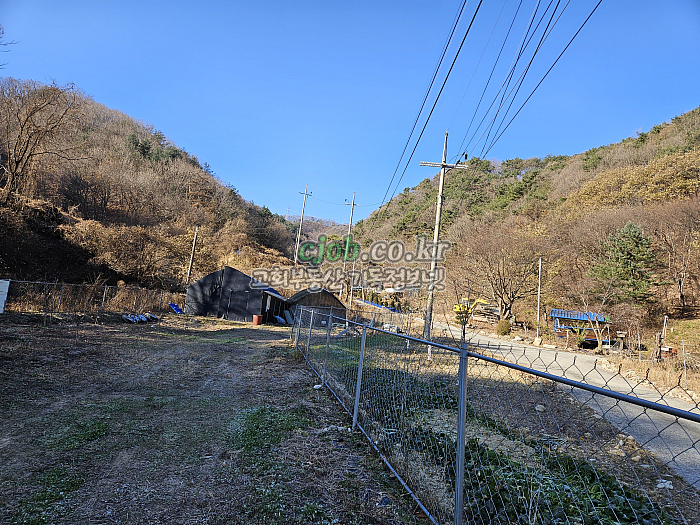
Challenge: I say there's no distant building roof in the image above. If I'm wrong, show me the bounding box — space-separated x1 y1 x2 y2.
549 308 609 323
287 288 346 309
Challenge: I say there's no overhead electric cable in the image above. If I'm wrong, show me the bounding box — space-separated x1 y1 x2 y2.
460 0 553 155
482 0 602 156
480 0 567 157
456 0 525 155
380 0 471 207
447 0 509 132
309 194 383 207
478 0 560 155
462 0 573 158
379 0 485 212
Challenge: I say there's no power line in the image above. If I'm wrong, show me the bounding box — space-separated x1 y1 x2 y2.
460 0 560 158
483 0 604 157
380 0 471 208
478 0 563 157
455 0 526 159
309 194 383 207
362 0 602 250
479 0 568 157
448 0 519 137
378 0 486 214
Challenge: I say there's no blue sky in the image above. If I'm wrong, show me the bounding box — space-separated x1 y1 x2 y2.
2 0 699 223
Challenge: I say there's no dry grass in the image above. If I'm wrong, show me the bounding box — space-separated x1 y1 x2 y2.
314 336 700 524
603 353 700 404
0 314 419 525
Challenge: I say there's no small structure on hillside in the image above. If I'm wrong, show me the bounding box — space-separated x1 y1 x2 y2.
550 308 611 345
184 266 287 323
287 288 346 323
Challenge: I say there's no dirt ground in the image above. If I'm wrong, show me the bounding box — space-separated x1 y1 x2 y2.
0 314 420 525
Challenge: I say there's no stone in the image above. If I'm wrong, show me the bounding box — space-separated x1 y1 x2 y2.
656 480 673 490
543 344 557 349
535 404 546 413
631 455 641 462
513 336 523 342
533 337 542 346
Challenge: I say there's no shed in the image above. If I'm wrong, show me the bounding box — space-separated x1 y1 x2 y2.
549 308 611 344
184 266 287 323
287 288 347 324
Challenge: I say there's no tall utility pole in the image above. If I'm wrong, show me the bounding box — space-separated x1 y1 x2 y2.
420 132 460 340
341 192 356 300
536 256 542 338
293 185 312 265
186 225 199 285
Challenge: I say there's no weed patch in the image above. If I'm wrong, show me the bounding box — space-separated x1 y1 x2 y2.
40 419 109 451
11 468 84 524
228 406 311 453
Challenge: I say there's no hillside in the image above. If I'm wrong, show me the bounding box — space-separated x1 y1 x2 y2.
352 105 700 337
0 78 299 289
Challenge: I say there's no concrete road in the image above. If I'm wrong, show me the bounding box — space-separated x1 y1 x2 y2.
431 320 700 488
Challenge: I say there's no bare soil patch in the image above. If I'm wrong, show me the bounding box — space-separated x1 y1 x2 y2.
0 314 418 524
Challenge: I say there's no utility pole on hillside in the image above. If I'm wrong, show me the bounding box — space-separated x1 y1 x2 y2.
186 225 199 285
341 192 356 299
293 185 311 265
420 132 460 340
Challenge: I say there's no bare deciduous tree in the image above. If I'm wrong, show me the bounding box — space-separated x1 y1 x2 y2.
646 200 700 309
0 24 16 69
0 78 86 203
456 224 541 320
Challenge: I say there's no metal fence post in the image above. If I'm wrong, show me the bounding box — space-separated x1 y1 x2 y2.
454 342 468 525
305 309 315 358
291 306 298 342
352 323 367 430
83 286 90 316
43 282 48 326
323 307 333 385
57 283 65 313
293 307 303 348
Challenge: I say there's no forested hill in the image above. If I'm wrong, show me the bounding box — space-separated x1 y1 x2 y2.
0 78 309 289
354 106 700 245
352 106 700 327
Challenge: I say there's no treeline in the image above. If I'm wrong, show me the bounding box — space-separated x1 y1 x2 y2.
0 78 295 288
354 106 700 339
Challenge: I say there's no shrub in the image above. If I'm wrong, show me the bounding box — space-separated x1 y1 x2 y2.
582 147 603 172
496 319 511 336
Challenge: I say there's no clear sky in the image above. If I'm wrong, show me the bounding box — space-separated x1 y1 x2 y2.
2 0 699 223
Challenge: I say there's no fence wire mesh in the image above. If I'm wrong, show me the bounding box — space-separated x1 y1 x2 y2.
293 305 700 525
3 280 184 319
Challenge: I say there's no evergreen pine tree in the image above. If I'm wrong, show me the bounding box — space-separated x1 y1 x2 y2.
590 221 658 304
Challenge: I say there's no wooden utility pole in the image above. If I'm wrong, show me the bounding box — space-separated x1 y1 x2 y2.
420 132 460 340
536 256 542 338
186 225 199 285
293 185 312 265
341 192 356 300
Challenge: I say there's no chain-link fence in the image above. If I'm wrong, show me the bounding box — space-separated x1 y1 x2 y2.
2 280 185 320
291 304 431 339
293 305 700 525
